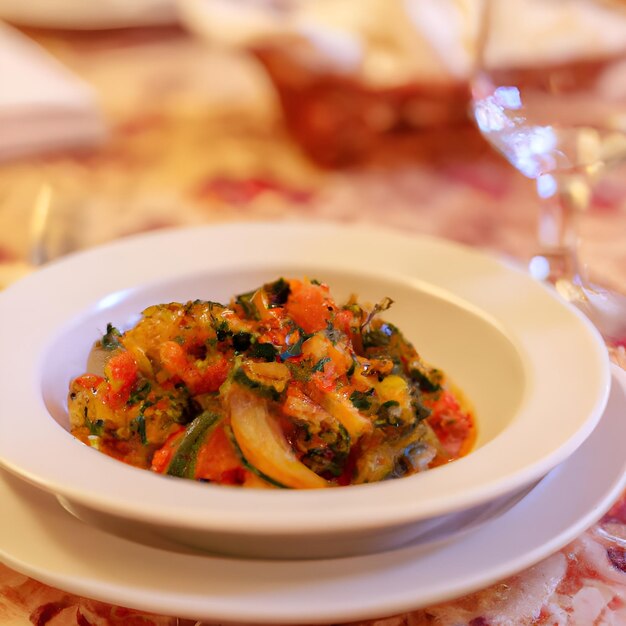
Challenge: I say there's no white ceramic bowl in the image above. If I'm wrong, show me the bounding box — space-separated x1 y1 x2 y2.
0 221 611 559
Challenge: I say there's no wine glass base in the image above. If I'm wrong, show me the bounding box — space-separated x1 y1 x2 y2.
528 250 626 347
528 251 578 284
553 278 626 349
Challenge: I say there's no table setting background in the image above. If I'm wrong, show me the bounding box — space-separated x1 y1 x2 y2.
1 1 626 624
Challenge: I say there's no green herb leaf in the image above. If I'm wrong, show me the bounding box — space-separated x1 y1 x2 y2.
409 366 442 392
350 388 374 411
235 290 259 320
84 412 104 436
264 278 291 307
286 360 313 383
346 357 357 378
412 399 431 422
101 323 122 351
312 356 331 372
132 414 148 445
362 322 397 349
215 320 231 342
127 380 151 406
374 400 403 428
248 341 278 362
324 318 343 345
232 332 252 353
279 329 309 360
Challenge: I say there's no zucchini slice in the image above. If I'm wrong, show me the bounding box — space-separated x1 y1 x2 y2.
228 386 329 489
225 425 287 489
233 360 290 401
167 411 222 478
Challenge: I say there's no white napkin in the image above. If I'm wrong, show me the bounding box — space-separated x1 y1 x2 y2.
0 23 106 162
179 0 626 87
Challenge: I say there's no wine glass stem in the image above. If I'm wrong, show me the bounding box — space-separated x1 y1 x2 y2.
534 173 589 285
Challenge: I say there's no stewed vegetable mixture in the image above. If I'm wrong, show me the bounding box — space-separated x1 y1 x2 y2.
68 278 475 488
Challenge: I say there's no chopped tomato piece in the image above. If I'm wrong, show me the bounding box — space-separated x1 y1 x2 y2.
311 364 339 392
159 340 188 374
103 351 139 408
285 280 334 334
73 374 104 390
150 427 186 473
105 351 139 392
219 467 248 485
334 309 353 336
425 390 475 458
193 424 244 482
193 358 229 394
160 340 229 394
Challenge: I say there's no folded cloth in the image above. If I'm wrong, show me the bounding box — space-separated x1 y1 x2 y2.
0 22 106 162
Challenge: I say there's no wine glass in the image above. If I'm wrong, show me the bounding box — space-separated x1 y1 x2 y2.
470 0 626 348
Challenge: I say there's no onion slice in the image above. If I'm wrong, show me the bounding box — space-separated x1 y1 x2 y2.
228 386 329 489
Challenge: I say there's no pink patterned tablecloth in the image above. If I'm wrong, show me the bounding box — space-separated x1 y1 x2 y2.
1 25 626 626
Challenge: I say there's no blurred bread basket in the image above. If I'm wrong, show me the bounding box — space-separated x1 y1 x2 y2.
177 0 626 167
177 0 478 167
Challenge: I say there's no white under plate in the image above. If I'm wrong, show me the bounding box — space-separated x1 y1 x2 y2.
1 364 625 624
0 222 611 560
